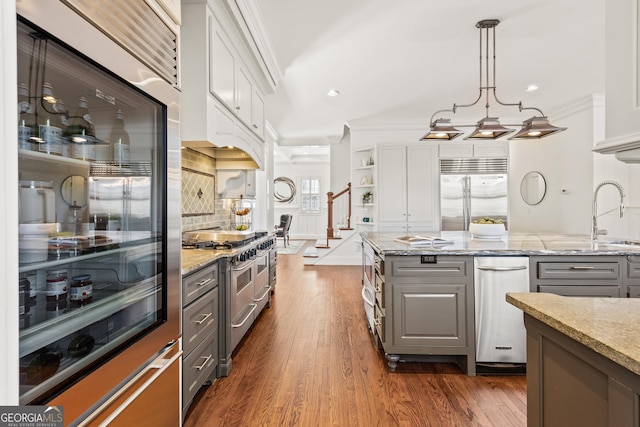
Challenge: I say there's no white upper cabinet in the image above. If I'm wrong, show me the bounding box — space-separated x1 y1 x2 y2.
235 64 253 125
594 0 640 158
182 1 268 148
210 22 236 108
377 144 439 233
208 12 265 140
251 90 265 138
439 142 508 159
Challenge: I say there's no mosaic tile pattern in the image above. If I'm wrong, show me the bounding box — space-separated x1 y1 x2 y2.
182 168 215 215
181 149 231 232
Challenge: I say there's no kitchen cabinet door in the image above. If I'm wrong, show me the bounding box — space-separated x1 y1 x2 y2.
406 145 438 224
377 146 407 222
235 64 253 125
377 144 438 229
251 90 265 138
210 17 236 108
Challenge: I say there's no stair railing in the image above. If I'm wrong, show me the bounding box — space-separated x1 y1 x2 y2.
325 183 352 246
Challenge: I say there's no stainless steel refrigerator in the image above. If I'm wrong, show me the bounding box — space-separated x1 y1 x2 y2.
440 158 508 231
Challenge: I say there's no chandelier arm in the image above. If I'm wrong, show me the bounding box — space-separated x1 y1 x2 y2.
429 108 456 126
519 105 545 116
452 90 483 110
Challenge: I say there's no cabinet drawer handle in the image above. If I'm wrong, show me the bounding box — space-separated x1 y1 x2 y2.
235 106 240 110
570 266 595 270
195 354 212 371
252 124 258 128
194 312 212 325
196 278 213 287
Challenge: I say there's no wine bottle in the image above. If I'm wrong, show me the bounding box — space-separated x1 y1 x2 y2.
35 82 63 156
110 109 130 166
17 83 36 150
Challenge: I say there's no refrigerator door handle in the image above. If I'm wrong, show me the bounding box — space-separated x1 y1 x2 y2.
78 341 182 426
463 176 471 229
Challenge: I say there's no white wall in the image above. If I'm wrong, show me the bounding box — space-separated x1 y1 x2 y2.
273 161 330 239
509 96 601 234
347 99 639 240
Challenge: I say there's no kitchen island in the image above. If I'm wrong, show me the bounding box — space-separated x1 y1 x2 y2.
507 293 640 427
361 232 640 375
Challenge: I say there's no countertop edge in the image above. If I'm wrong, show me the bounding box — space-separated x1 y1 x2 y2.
506 293 640 376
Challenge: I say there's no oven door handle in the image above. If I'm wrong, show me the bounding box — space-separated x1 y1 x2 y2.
232 260 255 272
361 286 375 307
231 304 257 328
253 286 272 302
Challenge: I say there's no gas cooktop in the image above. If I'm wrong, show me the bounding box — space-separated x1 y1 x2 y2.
181 229 269 250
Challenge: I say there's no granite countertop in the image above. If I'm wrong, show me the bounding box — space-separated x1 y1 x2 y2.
361 231 640 256
182 248 231 275
506 292 640 376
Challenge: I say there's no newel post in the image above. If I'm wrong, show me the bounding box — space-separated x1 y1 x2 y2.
327 191 334 239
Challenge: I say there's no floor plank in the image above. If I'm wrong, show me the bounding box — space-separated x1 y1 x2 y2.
184 242 527 426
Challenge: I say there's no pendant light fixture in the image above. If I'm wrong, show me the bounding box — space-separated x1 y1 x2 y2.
420 19 566 141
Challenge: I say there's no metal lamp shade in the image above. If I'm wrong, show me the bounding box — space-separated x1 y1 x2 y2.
420 118 464 140
509 116 567 139
465 117 513 139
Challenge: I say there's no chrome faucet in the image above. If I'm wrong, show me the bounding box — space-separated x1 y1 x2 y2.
592 180 625 240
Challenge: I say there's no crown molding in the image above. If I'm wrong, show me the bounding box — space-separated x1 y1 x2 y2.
227 0 283 91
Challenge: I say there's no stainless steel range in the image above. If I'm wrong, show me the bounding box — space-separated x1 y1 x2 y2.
181 229 276 376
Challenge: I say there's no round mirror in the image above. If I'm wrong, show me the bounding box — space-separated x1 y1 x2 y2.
520 171 546 205
61 175 88 207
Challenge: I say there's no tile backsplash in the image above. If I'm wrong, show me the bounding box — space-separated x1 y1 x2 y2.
181 149 230 232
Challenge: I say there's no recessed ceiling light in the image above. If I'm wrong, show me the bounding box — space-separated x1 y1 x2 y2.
525 84 539 92
327 89 340 97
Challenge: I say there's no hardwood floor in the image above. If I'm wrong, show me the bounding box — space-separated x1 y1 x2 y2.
184 242 527 426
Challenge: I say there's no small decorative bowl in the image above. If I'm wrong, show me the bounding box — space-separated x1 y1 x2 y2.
469 222 506 239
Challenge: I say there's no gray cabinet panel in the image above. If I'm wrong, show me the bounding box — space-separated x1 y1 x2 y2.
389 258 468 280
182 329 218 412
381 255 475 374
530 256 623 297
183 287 219 356
392 283 467 348
183 263 218 306
537 262 619 280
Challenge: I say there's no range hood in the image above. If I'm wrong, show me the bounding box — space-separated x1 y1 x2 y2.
593 133 640 164
182 142 261 169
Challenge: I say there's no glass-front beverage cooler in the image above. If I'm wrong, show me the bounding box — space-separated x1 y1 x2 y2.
14 1 181 423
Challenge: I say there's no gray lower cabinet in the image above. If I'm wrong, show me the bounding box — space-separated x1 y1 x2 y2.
624 255 640 297
529 256 623 297
182 261 219 418
380 255 475 375
525 315 640 427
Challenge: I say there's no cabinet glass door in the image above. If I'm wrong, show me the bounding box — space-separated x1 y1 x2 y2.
17 18 166 404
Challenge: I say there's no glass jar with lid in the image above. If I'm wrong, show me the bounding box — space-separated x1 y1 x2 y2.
70 274 93 305
46 269 68 302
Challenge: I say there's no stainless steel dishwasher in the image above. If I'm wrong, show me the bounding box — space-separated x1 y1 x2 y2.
474 257 529 369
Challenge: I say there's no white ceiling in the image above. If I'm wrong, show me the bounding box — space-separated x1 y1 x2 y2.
254 0 606 158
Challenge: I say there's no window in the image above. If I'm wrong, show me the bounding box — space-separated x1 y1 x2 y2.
300 177 321 212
